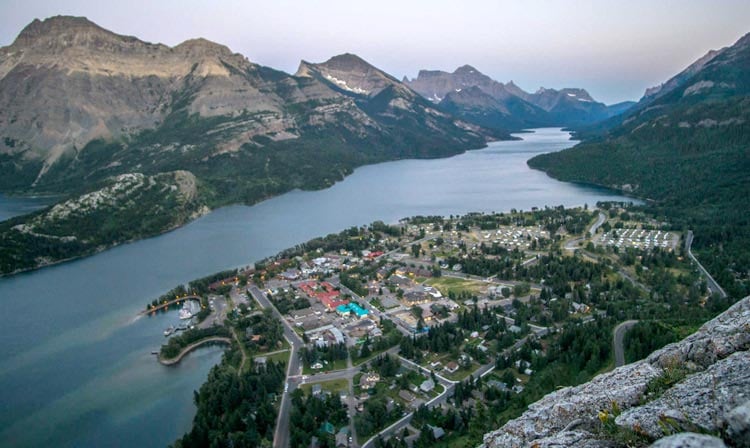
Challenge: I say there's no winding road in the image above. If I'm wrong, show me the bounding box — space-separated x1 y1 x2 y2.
685 230 728 299
613 320 638 367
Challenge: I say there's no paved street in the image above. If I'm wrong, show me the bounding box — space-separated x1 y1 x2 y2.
248 285 303 448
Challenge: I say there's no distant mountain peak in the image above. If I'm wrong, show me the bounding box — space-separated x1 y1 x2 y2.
454 64 480 74
11 15 128 48
297 53 401 96
174 38 233 57
321 53 372 70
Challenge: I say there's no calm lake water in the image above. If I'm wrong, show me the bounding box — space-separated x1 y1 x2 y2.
0 128 634 447
0 194 53 222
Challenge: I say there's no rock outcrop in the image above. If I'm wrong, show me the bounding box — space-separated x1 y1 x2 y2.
481 296 750 448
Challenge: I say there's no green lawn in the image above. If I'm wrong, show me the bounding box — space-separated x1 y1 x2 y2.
300 378 350 395
265 350 291 365
352 346 397 367
424 276 487 296
303 358 349 375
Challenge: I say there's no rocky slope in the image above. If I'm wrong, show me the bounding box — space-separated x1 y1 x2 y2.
404 65 628 129
481 296 750 448
0 16 492 194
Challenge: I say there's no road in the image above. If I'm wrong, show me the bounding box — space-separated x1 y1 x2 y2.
564 211 606 251
589 212 607 235
248 285 304 448
685 230 728 299
613 320 639 367
335 281 413 337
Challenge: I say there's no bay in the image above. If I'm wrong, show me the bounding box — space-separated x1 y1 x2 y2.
0 128 635 447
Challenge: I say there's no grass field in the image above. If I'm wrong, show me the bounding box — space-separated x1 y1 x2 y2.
300 378 350 395
423 276 487 296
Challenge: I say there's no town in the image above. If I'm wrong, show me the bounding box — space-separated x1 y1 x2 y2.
151 203 725 448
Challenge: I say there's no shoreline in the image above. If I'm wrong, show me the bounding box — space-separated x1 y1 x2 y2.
0 137 499 278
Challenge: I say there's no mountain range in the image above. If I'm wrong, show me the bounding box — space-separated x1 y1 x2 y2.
404 65 635 130
0 15 631 274
0 16 498 197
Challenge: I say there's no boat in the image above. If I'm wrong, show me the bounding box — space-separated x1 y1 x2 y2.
163 325 175 337
179 303 193 320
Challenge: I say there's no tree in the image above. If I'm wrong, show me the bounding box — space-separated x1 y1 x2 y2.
411 243 421 258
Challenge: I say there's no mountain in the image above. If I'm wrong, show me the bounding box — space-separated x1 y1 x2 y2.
404 66 627 129
482 295 750 448
0 16 499 274
438 86 550 131
528 31 750 298
0 16 495 194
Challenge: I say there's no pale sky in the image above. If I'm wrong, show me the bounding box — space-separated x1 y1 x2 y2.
1 0 749 104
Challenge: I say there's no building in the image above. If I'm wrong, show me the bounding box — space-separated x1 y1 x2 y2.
403 290 430 305
399 390 415 402
427 425 445 439
444 361 459 374
360 372 381 390
420 379 435 393
336 302 369 318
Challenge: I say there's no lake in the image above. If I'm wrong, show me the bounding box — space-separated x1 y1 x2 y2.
0 128 635 447
0 194 54 222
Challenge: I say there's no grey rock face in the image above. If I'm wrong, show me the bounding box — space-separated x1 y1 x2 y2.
481 296 750 448
649 433 727 448
616 351 750 438
726 401 750 448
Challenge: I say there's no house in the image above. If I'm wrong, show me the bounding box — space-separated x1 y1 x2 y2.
420 379 435 393
281 269 301 281
389 274 412 287
403 290 430 305
487 380 508 391
254 356 267 367
399 390 415 402
427 425 445 439
312 384 322 396
444 361 459 374
311 361 324 370
360 372 381 390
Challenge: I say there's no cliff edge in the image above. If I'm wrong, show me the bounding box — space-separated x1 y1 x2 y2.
481 296 750 448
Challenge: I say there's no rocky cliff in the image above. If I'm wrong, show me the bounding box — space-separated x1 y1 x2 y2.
481 296 750 448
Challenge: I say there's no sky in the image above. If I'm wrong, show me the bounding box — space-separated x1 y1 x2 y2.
1 0 749 104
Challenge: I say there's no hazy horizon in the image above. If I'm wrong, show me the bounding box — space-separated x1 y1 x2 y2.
1 0 749 104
